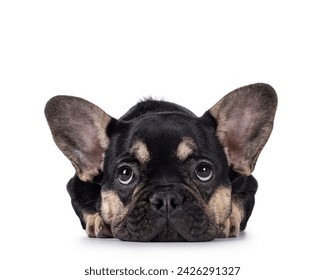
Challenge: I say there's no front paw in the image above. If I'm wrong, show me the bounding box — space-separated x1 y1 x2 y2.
221 202 243 238
222 216 240 238
84 213 113 238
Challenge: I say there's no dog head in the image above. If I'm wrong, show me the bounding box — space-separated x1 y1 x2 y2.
45 83 277 241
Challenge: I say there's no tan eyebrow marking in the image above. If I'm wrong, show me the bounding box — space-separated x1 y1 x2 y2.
176 137 197 161
130 140 150 164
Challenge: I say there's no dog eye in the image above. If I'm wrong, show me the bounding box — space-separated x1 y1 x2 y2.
195 163 213 182
117 166 134 185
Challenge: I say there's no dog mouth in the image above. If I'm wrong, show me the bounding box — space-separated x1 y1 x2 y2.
150 221 187 242
112 186 218 242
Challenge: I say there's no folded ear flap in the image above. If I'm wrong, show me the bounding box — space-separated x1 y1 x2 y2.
208 83 277 176
45 96 112 182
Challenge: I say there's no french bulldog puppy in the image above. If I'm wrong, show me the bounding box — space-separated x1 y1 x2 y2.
45 83 277 241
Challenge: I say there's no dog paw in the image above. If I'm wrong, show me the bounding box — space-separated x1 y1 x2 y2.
84 213 113 238
221 202 242 238
222 217 240 238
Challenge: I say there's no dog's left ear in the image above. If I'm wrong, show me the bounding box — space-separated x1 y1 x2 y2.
207 83 277 175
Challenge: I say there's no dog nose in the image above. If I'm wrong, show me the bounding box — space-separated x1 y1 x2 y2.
149 191 183 217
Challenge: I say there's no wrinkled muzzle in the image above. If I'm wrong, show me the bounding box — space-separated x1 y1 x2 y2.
109 185 223 242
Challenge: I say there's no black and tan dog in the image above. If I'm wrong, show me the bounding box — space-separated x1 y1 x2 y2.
45 83 277 241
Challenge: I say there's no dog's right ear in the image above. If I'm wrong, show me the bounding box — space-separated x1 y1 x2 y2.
45 96 112 182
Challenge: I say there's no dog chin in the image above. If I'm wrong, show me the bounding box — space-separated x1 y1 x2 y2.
113 217 218 242
149 222 218 242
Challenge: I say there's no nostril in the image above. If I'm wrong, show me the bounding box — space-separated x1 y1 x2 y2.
149 193 165 211
151 197 164 210
170 196 182 209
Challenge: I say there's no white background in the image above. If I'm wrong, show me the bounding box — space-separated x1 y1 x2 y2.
1 1 324 279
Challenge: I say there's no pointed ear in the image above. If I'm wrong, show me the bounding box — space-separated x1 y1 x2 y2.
45 96 112 182
208 83 277 175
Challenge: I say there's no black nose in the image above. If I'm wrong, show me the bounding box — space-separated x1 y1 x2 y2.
149 191 183 217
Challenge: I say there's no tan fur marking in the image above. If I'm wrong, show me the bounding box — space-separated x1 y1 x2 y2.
176 137 197 161
83 212 112 238
130 140 150 164
101 191 129 228
223 200 244 237
208 186 232 226
131 185 142 199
